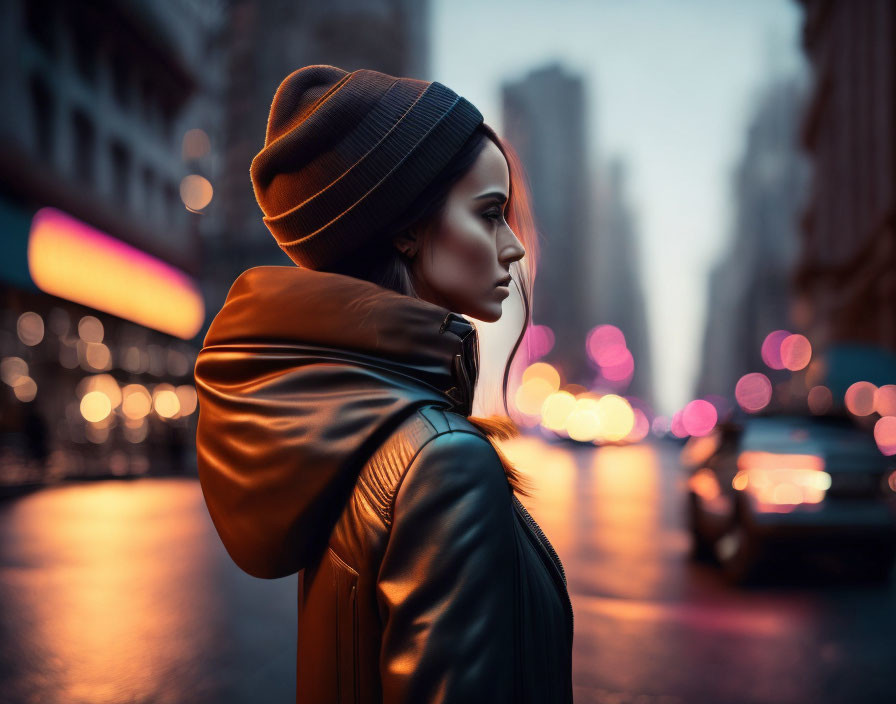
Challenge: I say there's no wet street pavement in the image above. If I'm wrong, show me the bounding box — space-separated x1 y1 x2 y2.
1 438 895 703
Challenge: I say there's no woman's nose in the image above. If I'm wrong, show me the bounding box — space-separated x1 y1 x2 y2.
500 229 526 265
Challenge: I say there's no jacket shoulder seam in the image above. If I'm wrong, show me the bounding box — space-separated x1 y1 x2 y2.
384 429 497 529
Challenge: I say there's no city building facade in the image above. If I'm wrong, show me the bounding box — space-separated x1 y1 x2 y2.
0 0 225 485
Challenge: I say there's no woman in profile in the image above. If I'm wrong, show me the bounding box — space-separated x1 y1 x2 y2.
194 65 574 703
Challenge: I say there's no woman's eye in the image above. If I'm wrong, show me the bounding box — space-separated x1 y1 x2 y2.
483 210 503 223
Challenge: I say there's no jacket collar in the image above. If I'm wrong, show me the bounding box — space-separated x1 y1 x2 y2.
202 266 479 415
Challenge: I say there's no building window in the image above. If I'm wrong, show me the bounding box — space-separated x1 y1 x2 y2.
71 109 95 185
24 0 57 56
110 140 131 206
30 74 54 162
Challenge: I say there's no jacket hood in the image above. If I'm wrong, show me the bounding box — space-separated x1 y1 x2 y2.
194 265 479 578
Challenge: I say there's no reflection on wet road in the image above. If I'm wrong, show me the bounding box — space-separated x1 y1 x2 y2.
1 438 894 703
0 478 297 703
502 437 896 704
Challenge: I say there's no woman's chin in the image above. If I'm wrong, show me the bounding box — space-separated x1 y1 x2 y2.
467 302 503 323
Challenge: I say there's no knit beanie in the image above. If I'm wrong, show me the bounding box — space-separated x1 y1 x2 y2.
249 65 484 270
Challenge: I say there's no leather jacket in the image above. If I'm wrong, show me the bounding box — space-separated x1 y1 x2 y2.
194 266 574 703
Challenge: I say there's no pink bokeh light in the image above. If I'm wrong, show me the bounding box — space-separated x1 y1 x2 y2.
682 399 718 437
586 324 626 366
670 410 688 438
735 372 772 413
874 416 896 456
524 324 555 361
600 347 635 382
625 408 650 443
760 329 791 370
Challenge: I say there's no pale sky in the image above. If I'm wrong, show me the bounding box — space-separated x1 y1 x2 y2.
431 0 806 416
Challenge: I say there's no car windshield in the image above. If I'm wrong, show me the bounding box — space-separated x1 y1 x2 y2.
740 414 885 466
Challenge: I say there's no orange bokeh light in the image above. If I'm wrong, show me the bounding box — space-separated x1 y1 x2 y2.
779 334 812 371
844 381 877 416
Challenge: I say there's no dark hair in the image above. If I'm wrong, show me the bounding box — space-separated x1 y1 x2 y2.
323 123 541 497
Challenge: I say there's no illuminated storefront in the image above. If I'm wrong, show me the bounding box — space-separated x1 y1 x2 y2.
0 197 205 486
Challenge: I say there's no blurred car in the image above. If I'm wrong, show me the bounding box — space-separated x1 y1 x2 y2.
681 413 896 584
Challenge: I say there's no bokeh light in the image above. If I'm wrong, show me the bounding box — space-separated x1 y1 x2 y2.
78 315 104 343
760 329 790 370
807 385 833 415
682 399 718 437
153 388 181 419
566 397 601 442
874 416 896 456
182 128 211 160
77 374 122 408
735 372 772 413
595 394 635 442
516 362 562 415
844 381 877 416
17 312 45 346
874 385 896 417
180 174 214 211
779 334 812 371
600 347 635 382
524 324 555 361
122 384 152 420
80 390 112 423
541 391 577 431
586 324 626 366
12 377 37 402
624 408 650 443
670 410 688 438
175 385 198 416
1 357 28 386
522 361 561 389
85 342 111 370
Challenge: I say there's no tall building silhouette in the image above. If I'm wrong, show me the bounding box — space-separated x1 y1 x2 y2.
696 76 809 400
501 63 595 384
592 158 654 406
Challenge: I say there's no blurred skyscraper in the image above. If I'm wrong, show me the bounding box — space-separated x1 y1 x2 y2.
793 0 896 394
696 76 809 399
212 0 430 310
501 63 596 384
0 0 226 483
591 158 654 406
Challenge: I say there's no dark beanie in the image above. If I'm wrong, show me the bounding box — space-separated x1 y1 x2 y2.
249 65 484 270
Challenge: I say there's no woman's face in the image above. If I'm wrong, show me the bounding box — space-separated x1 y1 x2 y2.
398 139 527 323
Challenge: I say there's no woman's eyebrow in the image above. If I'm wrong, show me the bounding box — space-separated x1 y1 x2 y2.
473 190 508 203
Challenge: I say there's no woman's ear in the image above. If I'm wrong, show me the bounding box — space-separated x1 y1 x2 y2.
392 230 419 258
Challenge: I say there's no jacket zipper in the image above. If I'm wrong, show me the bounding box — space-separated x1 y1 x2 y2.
512 494 575 644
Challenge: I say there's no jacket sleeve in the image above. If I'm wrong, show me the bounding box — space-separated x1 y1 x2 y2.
376 430 516 704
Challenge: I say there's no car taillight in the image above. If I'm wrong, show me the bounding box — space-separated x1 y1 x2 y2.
733 451 830 512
